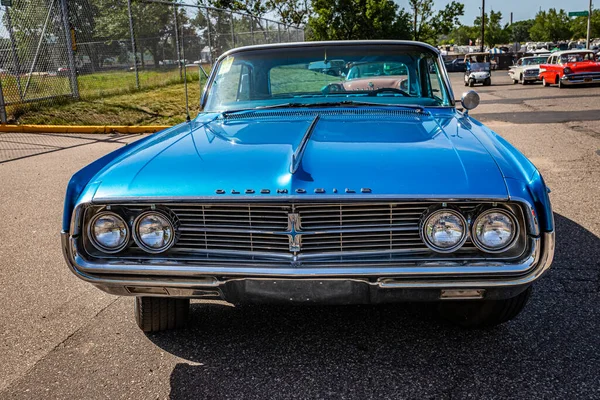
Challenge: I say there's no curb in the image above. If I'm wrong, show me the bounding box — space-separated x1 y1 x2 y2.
0 125 170 134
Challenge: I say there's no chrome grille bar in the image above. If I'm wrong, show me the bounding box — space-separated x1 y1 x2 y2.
84 201 527 263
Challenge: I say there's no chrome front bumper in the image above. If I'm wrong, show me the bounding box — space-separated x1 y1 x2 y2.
62 230 555 303
561 73 600 85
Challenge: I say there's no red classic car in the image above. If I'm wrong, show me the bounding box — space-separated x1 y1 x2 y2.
539 50 600 88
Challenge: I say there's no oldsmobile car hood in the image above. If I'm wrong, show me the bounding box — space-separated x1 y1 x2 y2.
90 110 508 200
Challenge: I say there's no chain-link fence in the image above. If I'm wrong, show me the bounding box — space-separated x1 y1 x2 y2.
0 0 305 125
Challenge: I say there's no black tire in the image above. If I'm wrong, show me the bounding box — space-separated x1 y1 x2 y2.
468 79 474 87
558 78 564 89
484 78 491 86
437 286 532 328
134 297 190 332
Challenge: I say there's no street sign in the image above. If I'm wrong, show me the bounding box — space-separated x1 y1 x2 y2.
1 0 12 6
568 11 589 17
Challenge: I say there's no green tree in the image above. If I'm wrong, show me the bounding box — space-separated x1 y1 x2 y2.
570 10 600 40
308 0 411 40
474 11 509 48
267 0 311 26
93 0 183 68
449 24 479 45
409 0 464 44
509 19 534 43
529 8 571 42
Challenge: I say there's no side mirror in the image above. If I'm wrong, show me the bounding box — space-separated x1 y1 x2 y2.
461 91 480 115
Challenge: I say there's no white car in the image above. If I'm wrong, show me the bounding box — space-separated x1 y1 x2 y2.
508 55 549 85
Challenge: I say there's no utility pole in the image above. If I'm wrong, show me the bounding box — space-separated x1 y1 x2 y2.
480 0 485 52
510 12 513 25
587 0 592 49
413 4 418 41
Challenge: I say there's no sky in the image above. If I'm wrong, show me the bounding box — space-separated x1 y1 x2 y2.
409 0 593 25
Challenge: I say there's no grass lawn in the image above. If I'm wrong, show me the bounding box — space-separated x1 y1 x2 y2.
78 68 204 98
12 77 204 126
6 65 342 126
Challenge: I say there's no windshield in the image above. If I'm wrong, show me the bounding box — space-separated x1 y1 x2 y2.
560 53 594 63
522 57 547 66
469 62 490 72
203 44 451 112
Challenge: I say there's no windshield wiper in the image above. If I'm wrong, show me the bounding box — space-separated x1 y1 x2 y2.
221 101 425 116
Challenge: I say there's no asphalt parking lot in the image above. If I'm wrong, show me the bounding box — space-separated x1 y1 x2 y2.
1 72 599 399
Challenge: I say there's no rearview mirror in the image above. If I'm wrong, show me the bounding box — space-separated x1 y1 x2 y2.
461 91 480 114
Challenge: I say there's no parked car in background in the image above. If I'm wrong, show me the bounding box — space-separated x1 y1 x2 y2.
464 53 492 86
62 41 554 332
323 61 409 93
508 55 549 84
539 50 600 88
444 58 466 72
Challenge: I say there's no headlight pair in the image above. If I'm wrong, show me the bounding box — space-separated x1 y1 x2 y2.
421 208 518 254
88 210 175 254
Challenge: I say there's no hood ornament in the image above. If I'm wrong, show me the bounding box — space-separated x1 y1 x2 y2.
290 115 320 174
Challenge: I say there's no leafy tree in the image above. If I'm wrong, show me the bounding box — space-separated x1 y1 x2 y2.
449 24 479 45
409 0 464 44
529 8 571 42
509 19 534 43
93 0 184 68
570 10 600 40
308 0 411 41
267 0 311 26
474 11 509 48
208 0 271 42
435 1 465 36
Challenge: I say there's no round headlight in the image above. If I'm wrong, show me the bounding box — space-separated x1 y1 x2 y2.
421 209 468 253
472 209 518 253
133 211 175 253
89 212 129 253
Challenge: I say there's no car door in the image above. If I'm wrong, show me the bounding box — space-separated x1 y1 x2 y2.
540 55 556 81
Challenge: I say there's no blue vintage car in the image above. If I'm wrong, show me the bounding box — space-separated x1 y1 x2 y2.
62 41 554 332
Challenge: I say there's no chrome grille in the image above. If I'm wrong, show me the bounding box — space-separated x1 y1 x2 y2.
165 203 434 256
83 201 526 263
170 204 290 253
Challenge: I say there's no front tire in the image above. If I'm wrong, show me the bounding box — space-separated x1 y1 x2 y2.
468 79 474 87
134 297 190 332
483 78 491 86
542 77 550 87
437 286 532 328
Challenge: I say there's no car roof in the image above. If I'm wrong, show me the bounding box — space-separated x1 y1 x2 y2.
219 40 440 59
552 50 595 56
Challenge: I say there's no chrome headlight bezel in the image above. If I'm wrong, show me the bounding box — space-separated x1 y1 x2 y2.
471 208 519 253
420 208 468 253
87 211 130 254
132 210 176 254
